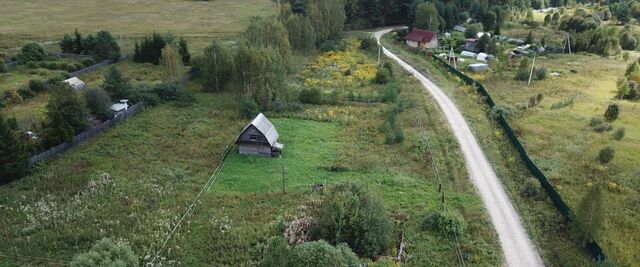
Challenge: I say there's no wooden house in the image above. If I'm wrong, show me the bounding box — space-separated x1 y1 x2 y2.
235 113 284 157
405 29 438 49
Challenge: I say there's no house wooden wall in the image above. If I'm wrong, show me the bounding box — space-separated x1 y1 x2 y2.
237 125 273 157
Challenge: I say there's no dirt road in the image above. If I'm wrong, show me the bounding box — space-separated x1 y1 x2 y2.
375 28 544 267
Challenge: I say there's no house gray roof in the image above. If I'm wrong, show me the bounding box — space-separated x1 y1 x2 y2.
242 113 279 146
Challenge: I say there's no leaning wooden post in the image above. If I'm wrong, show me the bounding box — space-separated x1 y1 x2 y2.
528 52 537 86
281 163 286 194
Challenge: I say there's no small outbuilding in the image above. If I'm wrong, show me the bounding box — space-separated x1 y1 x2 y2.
63 77 85 91
405 29 438 49
235 113 284 157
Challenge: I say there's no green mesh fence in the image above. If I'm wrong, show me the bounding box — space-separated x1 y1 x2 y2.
431 56 606 261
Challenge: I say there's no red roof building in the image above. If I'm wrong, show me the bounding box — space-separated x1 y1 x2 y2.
405 29 438 49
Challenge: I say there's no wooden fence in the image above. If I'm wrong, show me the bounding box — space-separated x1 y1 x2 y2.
29 103 143 165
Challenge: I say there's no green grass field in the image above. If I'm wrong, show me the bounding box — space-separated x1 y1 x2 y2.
0 0 277 53
383 34 639 266
0 51 503 265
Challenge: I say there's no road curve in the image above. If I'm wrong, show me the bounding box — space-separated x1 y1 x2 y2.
374 28 543 267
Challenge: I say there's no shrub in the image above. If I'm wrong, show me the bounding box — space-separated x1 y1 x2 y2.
359 37 378 54
0 60 7 73
515 58 530 81
374 68 390 84
81 58 95 67
613 127 625 141
84 88 113 120
604 104 620 122
259 236 289 267
70 238 138 267
17 86 34 99
299 88 323 104
535 66 547 80
597 146 615 164
17 43 45 63
26 61 38 69
152 82 194 103
589 117 613 132
103 65 132 100
620 31 638 50
129 89 160 107
379 83 399 103
240 95 260 119
422 210 466 237
520 178 544 200
311 183 391 258
284 216 313 246
287 240 358 267
489 105 513 120
28 80 44 93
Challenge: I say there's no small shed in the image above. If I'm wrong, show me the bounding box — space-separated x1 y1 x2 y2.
63 77 85 91
405 29 438 49
235 113 284 157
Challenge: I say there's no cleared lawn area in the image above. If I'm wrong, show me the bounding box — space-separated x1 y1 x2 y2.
383 34 639 266
0 0 276 52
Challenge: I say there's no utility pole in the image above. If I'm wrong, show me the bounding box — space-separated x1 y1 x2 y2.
281 162 286 194
528 52 537 86
377 45 382 66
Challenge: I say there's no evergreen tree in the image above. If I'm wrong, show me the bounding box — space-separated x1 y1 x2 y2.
60 34 75 53
134 33 167 64
201 41 234 92
42 83 89 147
178 38 191 64
414 2 440 32
573 183 604 246
0 113 30 183
103 65 132 100
74 29 84 54
94 31 121 60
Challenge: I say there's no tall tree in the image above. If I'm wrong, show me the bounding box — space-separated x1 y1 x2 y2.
178 38 191 64
306 0 346 44
42 83 89 147
574 183 605 246
94 31 121 60
60 34 75 53
160 46 184 81
103 65 132 100
201 41 234 92
74 29 84 54
243 17 292 69
0 113 30 183
236 48 288 109
414 2 440 32
285 14 317 52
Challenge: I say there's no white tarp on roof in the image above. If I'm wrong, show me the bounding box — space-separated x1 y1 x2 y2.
461 51 477 58
246 113 279 146
477 53 489 62
110 103 129 113
467 63 489 73
63 77 85 90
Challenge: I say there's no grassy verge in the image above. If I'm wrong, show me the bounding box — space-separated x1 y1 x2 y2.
382 34 602 266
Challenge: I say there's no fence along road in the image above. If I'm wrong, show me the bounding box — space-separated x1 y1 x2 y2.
375 28 543 267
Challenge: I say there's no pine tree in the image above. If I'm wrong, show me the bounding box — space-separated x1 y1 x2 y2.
60 34 75 53
525 31 534 45
74 29 84 54
94 31 121 60
103 65 132 100
0 113 30 183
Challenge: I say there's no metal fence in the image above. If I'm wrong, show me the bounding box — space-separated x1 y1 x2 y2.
29 103 144 165
431 55 606 261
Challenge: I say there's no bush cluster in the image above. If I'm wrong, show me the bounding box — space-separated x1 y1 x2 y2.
597 146 615 164
422 210 466 237
311 183 392 258
260 238 359 267
60 30 121 60
299 88 323 104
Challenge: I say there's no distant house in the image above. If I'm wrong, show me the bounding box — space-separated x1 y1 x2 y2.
462 39 480 53
235 113 284 157
63 77 85 91
405 29 438 49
